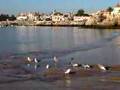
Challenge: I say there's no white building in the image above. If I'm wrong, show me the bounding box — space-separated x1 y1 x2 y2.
17 13 28 21
73 16 90 22
51 12 64 22
42 15 51 21
112 4 120 15
17 12 39 21
27 12 39 21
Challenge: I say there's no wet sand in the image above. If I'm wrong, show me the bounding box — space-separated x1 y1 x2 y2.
0 57 120 90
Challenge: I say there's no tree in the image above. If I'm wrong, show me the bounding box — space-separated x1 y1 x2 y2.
9 15 16 21
75 9 89 16
76 9 85 16
0 14 9 21
107 7 113 12
0 14 16 21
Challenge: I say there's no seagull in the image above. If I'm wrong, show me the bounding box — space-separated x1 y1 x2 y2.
53 56 58 63
65 68 71 74
46 64 50 69
34 58 38 64
53 56 59 68
27 57 32 62
72 63 82 67
82 64 90 69
97 64 106 71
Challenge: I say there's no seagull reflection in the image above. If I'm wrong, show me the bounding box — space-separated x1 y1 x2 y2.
34 64 37 70
46 64 50 69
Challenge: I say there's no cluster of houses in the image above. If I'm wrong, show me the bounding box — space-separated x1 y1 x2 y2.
91 3 120 26
15 3 120 26
16 11 90 25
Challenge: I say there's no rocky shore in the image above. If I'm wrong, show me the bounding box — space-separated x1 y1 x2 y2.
1 20 120 29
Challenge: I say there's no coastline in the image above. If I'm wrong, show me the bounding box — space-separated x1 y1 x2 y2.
1 23 120 29
80 25 120 29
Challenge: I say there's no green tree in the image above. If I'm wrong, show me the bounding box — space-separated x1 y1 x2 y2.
75 9 89 16
76 9 85 16
0 14 16 21
9 15 16 21
107 7 113 12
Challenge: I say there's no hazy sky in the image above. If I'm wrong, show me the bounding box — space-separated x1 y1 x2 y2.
0 0 120 14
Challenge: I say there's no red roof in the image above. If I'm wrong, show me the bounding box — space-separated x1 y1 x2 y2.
115 3 120 7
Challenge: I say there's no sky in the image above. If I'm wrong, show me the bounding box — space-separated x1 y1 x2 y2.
0 0 120 14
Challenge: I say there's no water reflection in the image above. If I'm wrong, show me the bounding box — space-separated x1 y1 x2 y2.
0 27 120 65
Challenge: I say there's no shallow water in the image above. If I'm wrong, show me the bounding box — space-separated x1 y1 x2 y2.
0 26 120 90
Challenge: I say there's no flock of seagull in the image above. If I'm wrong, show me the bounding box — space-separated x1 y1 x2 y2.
26 56 108 75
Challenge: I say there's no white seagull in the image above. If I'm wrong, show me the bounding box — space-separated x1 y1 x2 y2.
27 57 32 62
53 56 58 63
97 64 106 71
65 68 71 74
46 64 50 69
82 64 90 69
34 58 38 63
72 63 81 67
